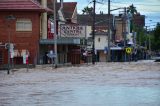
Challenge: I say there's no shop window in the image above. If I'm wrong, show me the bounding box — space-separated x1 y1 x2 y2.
98 38 100 42
16 19 32 31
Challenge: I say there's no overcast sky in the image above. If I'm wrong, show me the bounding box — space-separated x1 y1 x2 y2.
62 0 160 29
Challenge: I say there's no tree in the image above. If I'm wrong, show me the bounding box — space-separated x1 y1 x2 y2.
127 4 137 15
127 4 138 32
82 6 93 15
152 23 160 50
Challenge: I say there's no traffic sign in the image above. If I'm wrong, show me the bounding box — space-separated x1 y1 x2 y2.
47 53 56 58
126 47 132 54
47 50 56 58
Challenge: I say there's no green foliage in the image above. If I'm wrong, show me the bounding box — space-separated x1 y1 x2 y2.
150 33 156 50
152 23 160 50
127 4 137 15
127 4 138 32
82 6 93 15
135 27 148 46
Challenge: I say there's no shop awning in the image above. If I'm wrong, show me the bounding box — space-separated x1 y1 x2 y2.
40 38 81 45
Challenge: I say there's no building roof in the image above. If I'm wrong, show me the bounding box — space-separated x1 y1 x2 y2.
0 0 49 12
78 14 114 32
62 2 77 19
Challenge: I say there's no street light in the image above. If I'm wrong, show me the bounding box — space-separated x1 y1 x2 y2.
5 15 16 74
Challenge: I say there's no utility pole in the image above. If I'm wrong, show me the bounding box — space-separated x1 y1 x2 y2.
5 15 16 74
145 26 148 59
92 0 96 64
124 7 127 62
148 29 151 59
52 0 58 68
146 26 151 59
8 25 11 74
107 0 111 62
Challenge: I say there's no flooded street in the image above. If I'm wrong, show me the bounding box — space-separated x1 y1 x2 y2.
0 62 160 106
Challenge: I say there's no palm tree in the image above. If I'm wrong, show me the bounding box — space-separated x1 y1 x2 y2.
127 4 138 32
127 4 137 15
82 6 93 15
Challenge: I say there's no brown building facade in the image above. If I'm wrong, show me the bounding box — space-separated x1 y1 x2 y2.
0 0 46 67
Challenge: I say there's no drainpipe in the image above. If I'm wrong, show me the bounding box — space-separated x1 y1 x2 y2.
41 0 47 39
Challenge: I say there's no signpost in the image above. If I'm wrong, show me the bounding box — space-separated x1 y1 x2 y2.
125 47 132 62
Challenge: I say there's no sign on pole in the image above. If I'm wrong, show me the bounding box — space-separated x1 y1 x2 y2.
47 50 56 68
47 50 56 58
126 47 132 54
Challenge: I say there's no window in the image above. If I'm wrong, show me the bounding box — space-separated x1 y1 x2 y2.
16 19 32 31
98 38 100 42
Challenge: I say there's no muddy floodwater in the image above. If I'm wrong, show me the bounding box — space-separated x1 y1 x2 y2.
0 62 160 106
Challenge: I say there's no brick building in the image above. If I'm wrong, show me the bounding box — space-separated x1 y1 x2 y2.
0 0 48 67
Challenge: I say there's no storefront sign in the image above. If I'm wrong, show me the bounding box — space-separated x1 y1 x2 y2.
60 25 86 37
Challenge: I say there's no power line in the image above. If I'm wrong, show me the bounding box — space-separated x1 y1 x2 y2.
138 10 160 13
146 22 160 24
97 1 105 12
111 1 160 7
110 4 160 13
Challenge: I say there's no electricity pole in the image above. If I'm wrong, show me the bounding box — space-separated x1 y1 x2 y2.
92 0 96 64
124 7 127 62
145 26 148 59
8 25 11 74
5 15 16 74
52 0 58 68
107 0 111 62
148 29 151 58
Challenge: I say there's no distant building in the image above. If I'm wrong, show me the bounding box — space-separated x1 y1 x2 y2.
113 13 145 62
133 13 145 29
77 14 114 62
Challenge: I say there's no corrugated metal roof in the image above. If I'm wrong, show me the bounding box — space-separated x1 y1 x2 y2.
0 0 49 12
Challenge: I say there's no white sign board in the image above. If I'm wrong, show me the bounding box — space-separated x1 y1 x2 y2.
47 50 56 58
60 25 86 37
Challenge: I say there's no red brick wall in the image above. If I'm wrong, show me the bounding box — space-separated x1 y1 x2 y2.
0 12 41 65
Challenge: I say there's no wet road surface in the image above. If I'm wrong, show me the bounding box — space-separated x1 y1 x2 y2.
0 62 160 106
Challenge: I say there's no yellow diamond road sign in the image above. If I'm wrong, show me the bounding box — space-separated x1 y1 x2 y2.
126 47 132 54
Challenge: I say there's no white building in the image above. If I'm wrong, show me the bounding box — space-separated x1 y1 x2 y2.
95 32 108 62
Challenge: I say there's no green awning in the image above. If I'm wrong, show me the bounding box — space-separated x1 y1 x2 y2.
40 37 82 45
